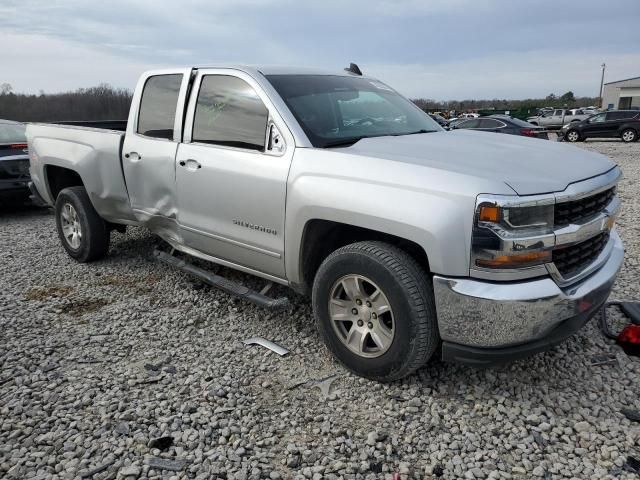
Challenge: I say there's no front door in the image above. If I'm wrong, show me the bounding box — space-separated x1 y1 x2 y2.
121 69 191 242
581 112 609 137
175 70 293 278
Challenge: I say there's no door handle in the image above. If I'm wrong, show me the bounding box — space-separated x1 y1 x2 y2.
125 152 141 160
180 159 201 170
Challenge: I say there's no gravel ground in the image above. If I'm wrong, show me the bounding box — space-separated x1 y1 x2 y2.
1 139 639 480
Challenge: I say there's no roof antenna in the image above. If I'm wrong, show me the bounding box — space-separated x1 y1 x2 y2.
344 63 362 76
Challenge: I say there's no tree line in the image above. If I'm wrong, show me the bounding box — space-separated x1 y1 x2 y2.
0 83 600 123
0 83 133 122
412 91 599 113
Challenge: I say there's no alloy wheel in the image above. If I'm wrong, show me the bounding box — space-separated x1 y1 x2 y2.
566 131 579 142
60 203 82 249
328 274 395 358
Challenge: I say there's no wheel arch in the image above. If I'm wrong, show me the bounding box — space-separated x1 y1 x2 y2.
44 165 85 201
295 219 431 295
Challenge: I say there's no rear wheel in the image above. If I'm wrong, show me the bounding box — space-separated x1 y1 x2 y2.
312 241 439 382
565 130 581 142
621 128 637 143
55 186 110 262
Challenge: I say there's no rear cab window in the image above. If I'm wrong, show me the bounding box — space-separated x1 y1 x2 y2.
192 75 269 151
137 74 183 140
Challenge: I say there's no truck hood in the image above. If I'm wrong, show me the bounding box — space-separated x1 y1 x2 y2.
342 130 616 195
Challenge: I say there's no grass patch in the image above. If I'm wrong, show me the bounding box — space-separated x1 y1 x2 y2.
25 286 74 301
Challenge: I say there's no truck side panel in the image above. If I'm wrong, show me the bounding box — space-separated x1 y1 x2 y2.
284 148 504 285
27 124 138 224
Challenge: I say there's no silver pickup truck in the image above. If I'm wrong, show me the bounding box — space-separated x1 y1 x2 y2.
528 108 592 128
27 65 623 381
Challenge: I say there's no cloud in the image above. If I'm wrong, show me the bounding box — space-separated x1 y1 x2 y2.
367 50 640 99
0 32 159 92
1 0 639 98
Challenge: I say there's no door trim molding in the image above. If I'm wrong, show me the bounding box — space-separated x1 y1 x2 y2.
164 238 289 286
180 224 282 259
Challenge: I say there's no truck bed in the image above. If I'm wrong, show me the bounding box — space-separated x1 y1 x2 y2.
26 122 138 224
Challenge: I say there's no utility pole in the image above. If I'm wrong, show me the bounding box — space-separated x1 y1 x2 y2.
599 63 606 109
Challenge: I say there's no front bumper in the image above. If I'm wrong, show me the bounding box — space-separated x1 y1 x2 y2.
433 230 624 366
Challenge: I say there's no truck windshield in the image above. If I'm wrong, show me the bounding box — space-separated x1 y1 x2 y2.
266 75 441 148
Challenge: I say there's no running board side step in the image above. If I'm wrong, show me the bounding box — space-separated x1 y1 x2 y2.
154 250 289 310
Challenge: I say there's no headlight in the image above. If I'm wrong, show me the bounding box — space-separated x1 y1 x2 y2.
471 197 555 278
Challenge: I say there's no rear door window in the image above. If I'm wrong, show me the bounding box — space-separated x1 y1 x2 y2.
192 75 269 151
457 119 479 129
606 111 638 121
137 74 183 140
478 119 503 129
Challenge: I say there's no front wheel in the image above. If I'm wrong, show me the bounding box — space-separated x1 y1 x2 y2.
621 128 637 143
55 186 110 262
312 241 439 382
565 130 581 142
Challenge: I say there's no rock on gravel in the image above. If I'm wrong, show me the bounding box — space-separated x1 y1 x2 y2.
0 139 639 479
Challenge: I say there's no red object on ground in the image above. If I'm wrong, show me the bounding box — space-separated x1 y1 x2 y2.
617 324 640 356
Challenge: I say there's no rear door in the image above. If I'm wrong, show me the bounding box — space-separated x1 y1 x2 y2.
122 69 191 240
175 69 294 279
606 111 639 136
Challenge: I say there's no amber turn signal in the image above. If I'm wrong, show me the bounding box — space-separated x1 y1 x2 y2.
476 250 551 269
479 205 500 222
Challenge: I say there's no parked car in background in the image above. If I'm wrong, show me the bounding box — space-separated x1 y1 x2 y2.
459 113 479 119
527 108 591 128
428 113 449 129
559 110 640 143
0 120 31 203
451 115 548 139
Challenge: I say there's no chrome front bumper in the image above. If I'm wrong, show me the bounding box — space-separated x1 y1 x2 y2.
433 230 623 363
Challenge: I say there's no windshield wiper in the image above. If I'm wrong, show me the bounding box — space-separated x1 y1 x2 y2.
393 129 437 136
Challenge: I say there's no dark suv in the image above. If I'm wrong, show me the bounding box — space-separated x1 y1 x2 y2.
0 120 31 202
560 110 640 143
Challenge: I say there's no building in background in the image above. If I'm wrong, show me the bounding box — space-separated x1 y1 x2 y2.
601 76 640 110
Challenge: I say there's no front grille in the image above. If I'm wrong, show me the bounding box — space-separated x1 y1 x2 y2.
554 187 615 226
0 159 30 180
552 232 609 278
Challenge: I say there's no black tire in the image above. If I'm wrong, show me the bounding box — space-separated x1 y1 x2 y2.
312 241 439 382
621 128 637 143
55 186 110 262
565 129 582 142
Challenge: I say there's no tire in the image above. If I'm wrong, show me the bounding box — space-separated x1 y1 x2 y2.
621 128 637 143
55 186 110 262
312 241 439 382
565 130 581 142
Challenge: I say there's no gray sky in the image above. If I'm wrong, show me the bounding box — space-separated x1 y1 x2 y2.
1 0 639 99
